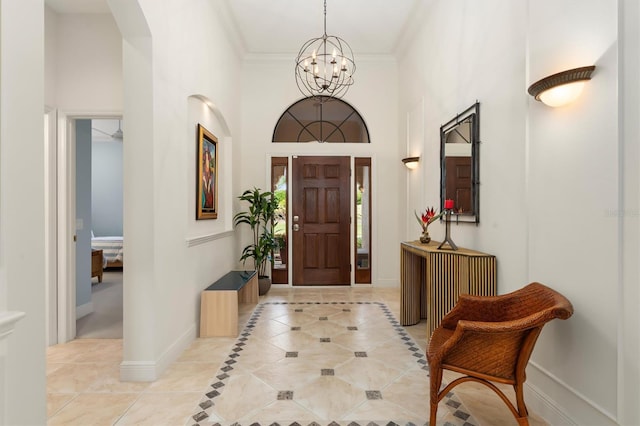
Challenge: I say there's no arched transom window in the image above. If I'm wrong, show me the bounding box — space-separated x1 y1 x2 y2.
272 96 370 143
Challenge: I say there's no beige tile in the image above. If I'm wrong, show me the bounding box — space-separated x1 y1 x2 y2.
296 343 354 368
301 304 344 317
334 357 404 390
47 363 115 393
382 367 430 418
176 337 235 363
368 341 424 370
294 376 367 419
240 400 318 422
47 393 76 418
147 363 219 392
250 318 293 339
73 339 123 363
269 330 324 352
343 399 424 422
331 329 396 351
210 372 277 420
85 363 151 393
45 289 551 426
48 393 138 426
270 311 318 327
46 340 93 363
232 338 287 371
115 392 201 425
252 358 320 390
300 319 352 339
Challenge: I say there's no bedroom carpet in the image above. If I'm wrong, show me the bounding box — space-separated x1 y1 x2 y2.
76 270 123 339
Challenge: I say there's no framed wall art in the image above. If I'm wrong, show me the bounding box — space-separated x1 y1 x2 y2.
197 123 218 220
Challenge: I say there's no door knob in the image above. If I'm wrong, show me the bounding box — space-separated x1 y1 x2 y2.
293 224 300 231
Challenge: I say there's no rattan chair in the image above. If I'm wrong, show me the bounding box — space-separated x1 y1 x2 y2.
426 282 573 426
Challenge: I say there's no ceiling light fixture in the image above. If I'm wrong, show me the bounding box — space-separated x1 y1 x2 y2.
295 0 355 100
111 120 123 140
92 119 124 140
402 156 419 170
528 66 595 107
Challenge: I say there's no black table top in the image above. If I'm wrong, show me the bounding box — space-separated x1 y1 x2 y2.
204 270 256 291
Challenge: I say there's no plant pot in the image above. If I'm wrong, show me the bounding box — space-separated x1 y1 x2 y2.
258 276 271 295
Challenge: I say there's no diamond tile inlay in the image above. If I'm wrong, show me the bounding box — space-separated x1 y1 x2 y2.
278 390 294 400
365 390 382 400
188 300 477 426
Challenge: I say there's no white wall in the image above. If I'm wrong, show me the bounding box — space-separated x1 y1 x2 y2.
0 1 47 424
110 0 242 379
526 1 619 423
54 12 123 111
619 1 640 423
240 55 401 286
92 119 124 237
399 0 635 424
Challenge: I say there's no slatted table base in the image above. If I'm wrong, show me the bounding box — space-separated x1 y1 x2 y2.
400 241 496 338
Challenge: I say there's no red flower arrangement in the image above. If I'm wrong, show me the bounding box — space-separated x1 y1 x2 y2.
415 207 444 232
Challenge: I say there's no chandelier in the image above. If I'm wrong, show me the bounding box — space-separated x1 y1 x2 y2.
295 0 355 100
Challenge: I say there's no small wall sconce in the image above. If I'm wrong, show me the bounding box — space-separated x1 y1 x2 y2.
528 66 595 107
402 156 420 170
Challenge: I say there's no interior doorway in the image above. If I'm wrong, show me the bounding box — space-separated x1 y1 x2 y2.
51 113 123 344
291 156 351 286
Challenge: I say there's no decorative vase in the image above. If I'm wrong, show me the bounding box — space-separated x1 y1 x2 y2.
420 230 431 244
258 276 272 295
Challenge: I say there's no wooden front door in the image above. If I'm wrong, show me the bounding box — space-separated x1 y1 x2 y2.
292 156 351 286
444 156 472 213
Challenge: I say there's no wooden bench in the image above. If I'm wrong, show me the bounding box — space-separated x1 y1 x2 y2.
199 270 258 337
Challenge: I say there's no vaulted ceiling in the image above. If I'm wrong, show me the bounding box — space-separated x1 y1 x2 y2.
44 0 422 55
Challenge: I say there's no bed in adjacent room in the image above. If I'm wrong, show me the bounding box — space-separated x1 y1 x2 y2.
91 235 123 268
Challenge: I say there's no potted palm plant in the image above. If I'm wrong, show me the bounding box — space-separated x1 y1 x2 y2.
233 187 279 295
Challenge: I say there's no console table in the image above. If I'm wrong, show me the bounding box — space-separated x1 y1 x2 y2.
400 240 497 337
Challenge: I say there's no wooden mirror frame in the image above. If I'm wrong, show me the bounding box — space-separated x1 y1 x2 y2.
440 102 480 224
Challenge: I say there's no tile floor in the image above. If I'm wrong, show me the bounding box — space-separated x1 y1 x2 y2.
46 287 549 425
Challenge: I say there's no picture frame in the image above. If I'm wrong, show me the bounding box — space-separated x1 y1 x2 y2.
197 124 218 220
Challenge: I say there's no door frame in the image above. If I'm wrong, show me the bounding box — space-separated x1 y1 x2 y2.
52 111 122 344
267 153 374 287
44 107 58 346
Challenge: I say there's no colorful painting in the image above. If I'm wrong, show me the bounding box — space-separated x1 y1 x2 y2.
197 124 218 220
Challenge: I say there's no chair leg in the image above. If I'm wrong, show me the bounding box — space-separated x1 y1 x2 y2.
514 382 529 426
429 364 443 425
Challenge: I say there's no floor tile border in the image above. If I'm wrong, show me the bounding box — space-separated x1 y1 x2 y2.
190 301 477 426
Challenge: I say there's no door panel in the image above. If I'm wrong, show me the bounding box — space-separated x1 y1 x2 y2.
445 156 473 213
293 156 350 286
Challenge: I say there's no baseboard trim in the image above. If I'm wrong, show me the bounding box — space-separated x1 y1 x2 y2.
75 302 93 320
527 362 618 425
373 279 398 288
119 323 197 382
119 361 157 382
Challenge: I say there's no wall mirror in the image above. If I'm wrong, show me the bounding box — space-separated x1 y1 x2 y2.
440 102 480 224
